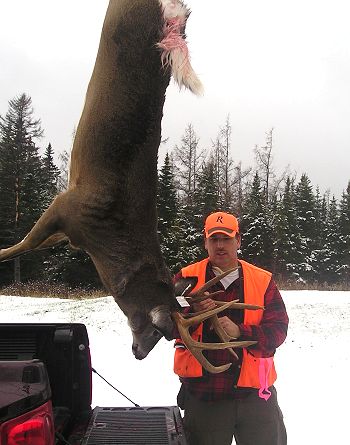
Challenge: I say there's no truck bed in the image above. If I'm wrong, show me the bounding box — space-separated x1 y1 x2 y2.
0 323 187 445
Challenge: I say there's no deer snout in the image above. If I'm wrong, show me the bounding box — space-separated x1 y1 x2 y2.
131 325 163 360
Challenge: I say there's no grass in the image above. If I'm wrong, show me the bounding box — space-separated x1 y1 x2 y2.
276 280 350 291
1 280 349 299
0 281 108 299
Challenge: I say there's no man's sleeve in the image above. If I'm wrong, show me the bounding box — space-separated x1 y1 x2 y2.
237 278 289 355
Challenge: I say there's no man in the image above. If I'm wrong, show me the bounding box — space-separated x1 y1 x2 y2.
174 211 288 445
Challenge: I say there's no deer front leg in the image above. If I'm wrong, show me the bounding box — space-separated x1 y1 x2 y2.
0 194 68 262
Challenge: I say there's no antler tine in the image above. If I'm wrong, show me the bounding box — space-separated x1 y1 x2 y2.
173 312 256 374
183 299 241 317
210 316 239 360
187 267 238 301
173 267 265 374
184 300 263 325
173 298 263 373
213 301 265 311
186 290 225 304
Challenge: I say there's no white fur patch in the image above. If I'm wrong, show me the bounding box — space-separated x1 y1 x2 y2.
158 0 203 95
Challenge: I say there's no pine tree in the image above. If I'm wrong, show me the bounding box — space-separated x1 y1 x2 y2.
293 173 317 283
157 153 180 270
338 181 350 283
273 176 298 280
41 143 60 210
172 202 204 272
0 94 44 284
241 172 274 270
322 196 341 283
311 188 329 280
193 158 220 222
231 162 251 217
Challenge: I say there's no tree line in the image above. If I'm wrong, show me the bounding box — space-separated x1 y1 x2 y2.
157 122 350 287
0 94 349 289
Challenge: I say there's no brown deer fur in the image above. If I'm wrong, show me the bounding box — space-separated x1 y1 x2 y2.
0 0 198 359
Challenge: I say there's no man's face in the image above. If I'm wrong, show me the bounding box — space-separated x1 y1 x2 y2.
204 233 241 271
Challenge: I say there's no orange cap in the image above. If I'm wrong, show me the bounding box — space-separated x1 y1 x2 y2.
204 211 239 238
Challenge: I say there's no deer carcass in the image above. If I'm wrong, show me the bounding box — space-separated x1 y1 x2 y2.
0 0 202 359
0 0 260 373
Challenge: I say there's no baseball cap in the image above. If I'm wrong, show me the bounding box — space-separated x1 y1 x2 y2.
204 211 239 238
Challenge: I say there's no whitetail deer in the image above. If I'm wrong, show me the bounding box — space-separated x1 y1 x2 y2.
0 0 260 373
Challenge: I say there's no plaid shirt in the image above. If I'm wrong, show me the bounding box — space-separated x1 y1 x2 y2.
174 261 289 401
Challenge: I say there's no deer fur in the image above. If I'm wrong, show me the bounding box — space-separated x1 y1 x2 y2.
0 0 202 360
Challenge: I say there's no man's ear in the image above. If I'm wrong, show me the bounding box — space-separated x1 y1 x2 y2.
204 235 208 251
236 234 241 249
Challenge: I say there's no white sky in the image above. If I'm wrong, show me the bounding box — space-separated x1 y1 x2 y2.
0 290 349 444
0 0 349 197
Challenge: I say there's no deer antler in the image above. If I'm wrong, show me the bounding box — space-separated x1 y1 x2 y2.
173 267 264 374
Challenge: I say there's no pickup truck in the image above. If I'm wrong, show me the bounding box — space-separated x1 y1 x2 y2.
0 323 187 445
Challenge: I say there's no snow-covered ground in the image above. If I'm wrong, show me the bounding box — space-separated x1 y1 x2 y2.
0 290 349 444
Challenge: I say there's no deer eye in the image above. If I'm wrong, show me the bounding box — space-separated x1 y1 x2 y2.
152 329 161 338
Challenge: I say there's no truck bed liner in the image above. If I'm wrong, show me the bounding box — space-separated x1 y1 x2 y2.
82 406 187 445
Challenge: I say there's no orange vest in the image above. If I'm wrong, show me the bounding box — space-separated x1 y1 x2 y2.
173 258 277 389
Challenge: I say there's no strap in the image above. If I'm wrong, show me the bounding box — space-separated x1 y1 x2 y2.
258 358 273 401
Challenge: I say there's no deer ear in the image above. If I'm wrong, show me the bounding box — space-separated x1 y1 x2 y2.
128 311 147 332
174 277 198 296
149 306 174 340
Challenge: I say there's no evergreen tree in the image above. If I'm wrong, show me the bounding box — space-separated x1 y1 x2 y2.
43 245 101 289
273 176 298 279
0 94 44 284
41 143 60 210
322 196 341 283
293 173 317 282
193 158 220 222
157 153 180 270
172 202 204 272
232 162 251 217
338 181 350 283
311 188 329 280
241 173 274 270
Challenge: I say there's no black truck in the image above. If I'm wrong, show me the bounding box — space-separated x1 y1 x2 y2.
0 323 187 445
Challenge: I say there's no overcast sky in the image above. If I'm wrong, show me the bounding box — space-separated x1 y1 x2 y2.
0 0 349 198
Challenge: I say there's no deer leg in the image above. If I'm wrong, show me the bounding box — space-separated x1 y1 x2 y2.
36 232 69 250
0 194 68 262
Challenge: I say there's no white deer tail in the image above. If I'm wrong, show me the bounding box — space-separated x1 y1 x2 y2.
158 0 203 95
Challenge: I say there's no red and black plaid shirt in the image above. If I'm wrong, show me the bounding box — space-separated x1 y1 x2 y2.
174 261 289 401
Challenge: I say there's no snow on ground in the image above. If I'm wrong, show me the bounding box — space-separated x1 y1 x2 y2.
0 290 349 444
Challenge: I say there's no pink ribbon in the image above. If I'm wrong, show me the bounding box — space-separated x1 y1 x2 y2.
258 357 273 401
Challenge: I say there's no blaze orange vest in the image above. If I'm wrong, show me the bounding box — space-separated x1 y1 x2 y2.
173 258 277 389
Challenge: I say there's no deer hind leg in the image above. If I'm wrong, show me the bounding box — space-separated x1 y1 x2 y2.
0 194 69 262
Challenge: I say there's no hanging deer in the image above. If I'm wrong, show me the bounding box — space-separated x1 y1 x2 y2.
0 0 260 373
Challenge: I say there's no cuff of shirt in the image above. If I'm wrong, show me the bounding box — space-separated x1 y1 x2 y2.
237 323 254 340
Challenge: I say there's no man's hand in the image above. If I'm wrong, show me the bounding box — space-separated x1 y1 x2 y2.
192 291 216 313
192 297 216 313
217 316 241 339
